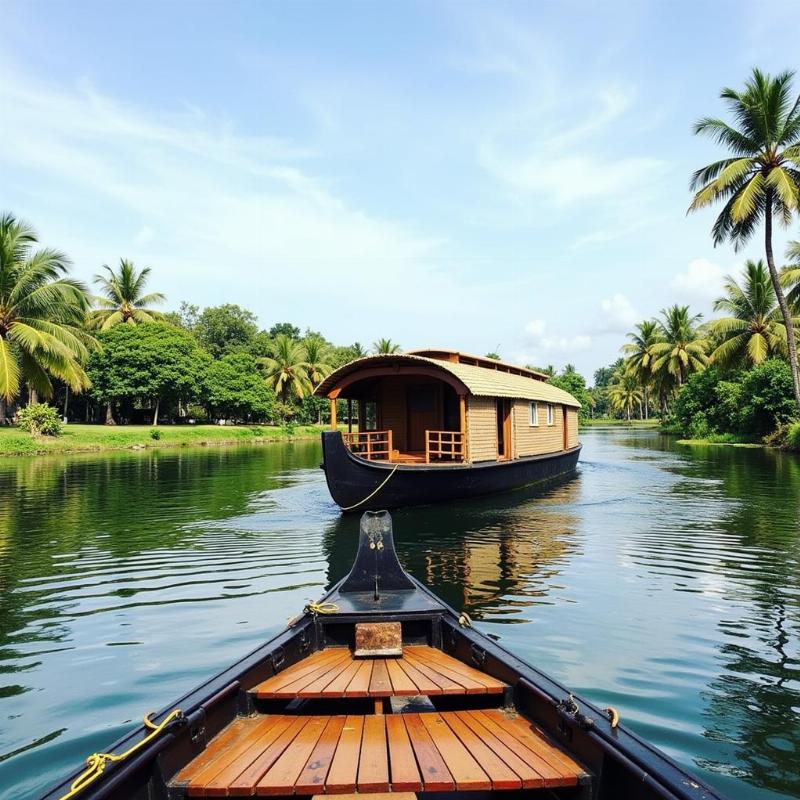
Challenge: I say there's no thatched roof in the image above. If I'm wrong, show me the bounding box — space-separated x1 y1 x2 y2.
315 353 581 408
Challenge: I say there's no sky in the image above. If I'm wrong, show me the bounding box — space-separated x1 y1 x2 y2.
1 0 798 379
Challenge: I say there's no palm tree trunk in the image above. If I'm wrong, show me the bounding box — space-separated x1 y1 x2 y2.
105 401 116 425
643 387 649 420
63 386 69 421
0 398 5 425
764 191 800 411
152 398 160 426
29 388 38 406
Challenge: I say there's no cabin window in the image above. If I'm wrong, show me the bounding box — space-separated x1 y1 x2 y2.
529 402 539 426
547 403 554 425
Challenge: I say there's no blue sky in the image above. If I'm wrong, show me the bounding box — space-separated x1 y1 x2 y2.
2 0 797 378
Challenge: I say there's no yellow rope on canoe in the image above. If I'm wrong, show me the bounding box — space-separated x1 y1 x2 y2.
57 708 183 800
605 706 620 728
304 601 340 615
339 463 400 511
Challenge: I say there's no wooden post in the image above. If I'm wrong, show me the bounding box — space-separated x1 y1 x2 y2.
358 399 365 433
425 431 430 464
387 430 393 461
366 433 372 460
330 399 337 430
347 399 353 433
459 395 467 462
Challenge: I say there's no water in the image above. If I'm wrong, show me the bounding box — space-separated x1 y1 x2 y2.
0 429 798 800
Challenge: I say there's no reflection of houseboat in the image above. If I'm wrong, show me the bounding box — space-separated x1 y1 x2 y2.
315 350 582 510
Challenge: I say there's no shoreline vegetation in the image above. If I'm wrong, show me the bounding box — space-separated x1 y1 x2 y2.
0 424 326 457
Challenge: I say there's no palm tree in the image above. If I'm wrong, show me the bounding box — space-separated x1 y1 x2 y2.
622 319 660 419
0 213 97 421
372 338 401 354
91 259 166 330
303 336 333 387
688 68 800 410
607 370 643 421
260 334 312 404
709 259 795 369
651 305 708 387
783 239 800 311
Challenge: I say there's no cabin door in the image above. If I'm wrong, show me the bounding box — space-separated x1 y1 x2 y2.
496 399 512 460
407 384 438 452
562 405 568 450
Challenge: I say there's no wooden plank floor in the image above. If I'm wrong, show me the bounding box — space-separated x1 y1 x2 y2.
253 646 506 700
175 709 583 796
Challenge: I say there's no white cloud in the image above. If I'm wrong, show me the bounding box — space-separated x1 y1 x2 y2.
524 318 546 336
520 319 592 367
672 258 726 303
595 293 639 334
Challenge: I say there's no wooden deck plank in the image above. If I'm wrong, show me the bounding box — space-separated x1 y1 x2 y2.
254 650 350 698
455 711 546 789
368 659 393 697
202 716 298 796
467 710 571 786
269 653 352 699
406 646 506 692
319 659 363 698
392 657 445 696
294 716 348 794
174 718 250 784
325 715 364 793
482 710 582 785
403 651 487 694
398 654 465 695
184 716 279 796
385 659 418 696
385 715 423 792
344 659 373 698
357 715 390 792
418 712 491 790
256 716 329 795
441 712 522 790
401 713 455 792
298 659 354 698
228 716 311 795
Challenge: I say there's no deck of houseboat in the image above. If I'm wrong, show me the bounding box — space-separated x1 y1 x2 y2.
172 645 585 797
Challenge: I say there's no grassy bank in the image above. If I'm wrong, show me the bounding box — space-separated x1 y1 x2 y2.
581 418 661 427
0 423 327 456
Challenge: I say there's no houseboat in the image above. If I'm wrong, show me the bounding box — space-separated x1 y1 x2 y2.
42 511 727 800
315 350 581 510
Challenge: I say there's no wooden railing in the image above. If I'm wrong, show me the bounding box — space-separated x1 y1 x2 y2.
342 430 393 461
425 430 465 463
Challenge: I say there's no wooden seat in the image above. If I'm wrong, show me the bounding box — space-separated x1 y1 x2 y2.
173 709 584 796
252 646 506 700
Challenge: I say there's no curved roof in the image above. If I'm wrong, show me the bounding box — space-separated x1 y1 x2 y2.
315 353 581 408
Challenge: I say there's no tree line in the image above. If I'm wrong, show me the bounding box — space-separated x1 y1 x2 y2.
0 218 406 427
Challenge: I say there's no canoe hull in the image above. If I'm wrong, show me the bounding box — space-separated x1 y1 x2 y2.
320 430 581 511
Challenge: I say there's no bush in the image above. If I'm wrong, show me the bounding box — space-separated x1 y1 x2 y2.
149 428 162 440
17 404 63 437
738 359 797 437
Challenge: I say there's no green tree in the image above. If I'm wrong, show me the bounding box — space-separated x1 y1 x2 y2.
0 212 97 418
549 366 590 415
303 335 333 387
651 305 708 388
739 358 798 436
607 370 643 421
268 322 300 339
372 338 401 354
485 351 501 360
689 68 800 410
87 323 210 425
622 319 661 418
91 259 166 329
331 342 367 368
164 301 199 331
259 334 312 405
195 304 259 357
204 352 275 422
783 239 800 311
709 259 795 369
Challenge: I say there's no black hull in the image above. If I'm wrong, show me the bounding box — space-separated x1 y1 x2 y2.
320 430 581 511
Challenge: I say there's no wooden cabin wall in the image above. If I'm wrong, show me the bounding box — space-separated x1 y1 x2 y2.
467 397 498 462
511 400 566 456
378 377 408 451
566 408 579 448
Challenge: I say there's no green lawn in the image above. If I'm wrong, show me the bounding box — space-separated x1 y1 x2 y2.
0 423 327 456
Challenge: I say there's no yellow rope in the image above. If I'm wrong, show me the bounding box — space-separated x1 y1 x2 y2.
57 709 182 800
605 706 620 728
304 601 340 615
340 463 400 511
